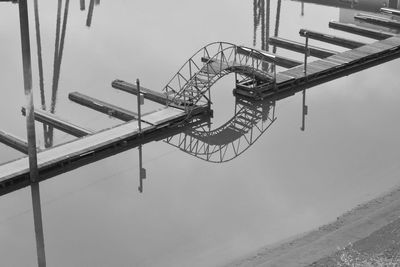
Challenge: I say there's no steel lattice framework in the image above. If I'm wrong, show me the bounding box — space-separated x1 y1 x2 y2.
165 98 276 163
163 42 277 112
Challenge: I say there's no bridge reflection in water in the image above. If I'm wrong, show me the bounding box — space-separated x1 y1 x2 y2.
166 97 276 163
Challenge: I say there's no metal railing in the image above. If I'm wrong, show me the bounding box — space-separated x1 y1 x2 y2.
163 42 277 113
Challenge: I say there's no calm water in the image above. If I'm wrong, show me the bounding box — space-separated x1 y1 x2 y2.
1 0 400 266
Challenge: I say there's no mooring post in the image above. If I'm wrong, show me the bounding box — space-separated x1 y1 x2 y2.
304 31 309 76
18 0 46 266
301 31 309 131
136 79 146 193
136 78 142 133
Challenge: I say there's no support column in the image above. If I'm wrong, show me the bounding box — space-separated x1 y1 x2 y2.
18 1 46 266
301 32 309 131
136 79 146 193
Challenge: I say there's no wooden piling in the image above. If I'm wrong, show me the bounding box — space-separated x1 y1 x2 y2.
299 29 366 49
329 21 395 40
30 182 46 267
268 36 337 58
136 79 142 132
381 7 400 16
21 108 93 137
355 13 400 29
236 47 302 68
69 92 138 121
0 131 28 154
18 1 46 266
112 80 171 106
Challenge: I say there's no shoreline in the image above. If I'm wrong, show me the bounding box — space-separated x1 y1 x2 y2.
227 183 400 266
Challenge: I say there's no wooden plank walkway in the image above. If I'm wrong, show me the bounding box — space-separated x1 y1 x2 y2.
268 36 338 58
0 106 210 196
0 131 28 154
234 36 400 100
328 21 395 40
355 13 400 29
22 108 93 137
112 79 185 108
381 7 400 16
69 92 139 121
299 29 366 49
236 47 302 68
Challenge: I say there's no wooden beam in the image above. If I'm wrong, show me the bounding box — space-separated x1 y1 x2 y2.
236 46 302 68
0 106 210 196
69 92 138 121
112 80 170 106
268 36 337 58
299 29 366 49
329 21 395 40
355 13 400 29
0 131 28 154
21 108 93 137
381 7 400 16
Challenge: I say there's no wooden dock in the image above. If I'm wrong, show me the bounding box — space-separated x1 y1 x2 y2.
235 34 400 100
0 106 209 196
2 10 400 196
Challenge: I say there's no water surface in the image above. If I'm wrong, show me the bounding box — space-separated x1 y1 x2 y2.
1 0 400 266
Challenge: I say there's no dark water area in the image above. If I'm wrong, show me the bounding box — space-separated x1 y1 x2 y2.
1 0 400 266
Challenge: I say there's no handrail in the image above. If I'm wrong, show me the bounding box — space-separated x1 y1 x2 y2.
163 42 275 114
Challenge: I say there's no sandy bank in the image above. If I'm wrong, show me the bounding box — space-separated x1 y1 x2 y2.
226 184 400 267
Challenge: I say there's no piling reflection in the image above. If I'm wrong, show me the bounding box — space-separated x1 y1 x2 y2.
32 0 100 148
253 0 270 50
86 0 100 27
165 97 276 163
43 0 69 148
8 0 101 264
253 0 282 72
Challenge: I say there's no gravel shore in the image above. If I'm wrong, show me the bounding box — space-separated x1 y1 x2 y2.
227 184 400 267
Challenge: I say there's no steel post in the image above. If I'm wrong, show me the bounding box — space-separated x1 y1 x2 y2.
301 32 309 131
136 79 142 132
304 32 309 76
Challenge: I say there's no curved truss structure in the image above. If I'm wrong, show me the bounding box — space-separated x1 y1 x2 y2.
163 42 276 111
165 98 276 163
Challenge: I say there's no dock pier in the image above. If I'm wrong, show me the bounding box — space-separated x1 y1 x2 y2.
233 12 400 101
2 8 400 197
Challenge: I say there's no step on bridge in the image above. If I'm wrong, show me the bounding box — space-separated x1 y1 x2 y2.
163 42 280 111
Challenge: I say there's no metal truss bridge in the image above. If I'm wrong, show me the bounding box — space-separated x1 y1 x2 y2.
163 42 279 111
